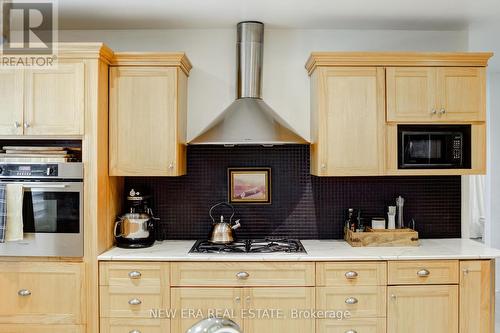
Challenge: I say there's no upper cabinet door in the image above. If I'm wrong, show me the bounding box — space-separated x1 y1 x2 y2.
24 61 85 135
109 66 184 176
311 67 385 176
0 70 24 135
437 67 486 121
386 67 437 122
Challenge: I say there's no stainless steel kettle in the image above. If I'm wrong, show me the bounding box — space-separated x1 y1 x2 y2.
209 202 241 244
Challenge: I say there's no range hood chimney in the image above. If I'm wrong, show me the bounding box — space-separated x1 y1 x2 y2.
189 21 308 145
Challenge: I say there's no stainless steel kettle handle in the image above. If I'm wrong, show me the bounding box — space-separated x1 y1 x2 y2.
209 202 235 224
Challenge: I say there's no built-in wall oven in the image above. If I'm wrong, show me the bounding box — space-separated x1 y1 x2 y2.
398 125 471 169
0 162 83 257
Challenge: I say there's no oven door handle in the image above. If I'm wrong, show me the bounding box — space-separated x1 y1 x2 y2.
22 184 68 189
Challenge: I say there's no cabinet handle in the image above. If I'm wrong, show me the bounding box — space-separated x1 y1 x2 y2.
390 294 397 300
463 268 470 275
14 121 21 128
128 298 142 305
234 296 241 303
18 289 31 297
168 163 174 169
321 163 327 170
417 269 430 277
129 330 141 333
430 109 437 115
439 108 446 115
245 296 251 303
345 330 358 333
128 271 142 279
344 271 358 279
236 271 250 279
344 297 358 305
23 122 30 128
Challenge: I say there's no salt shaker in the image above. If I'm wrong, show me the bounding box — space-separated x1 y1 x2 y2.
387 206 396 229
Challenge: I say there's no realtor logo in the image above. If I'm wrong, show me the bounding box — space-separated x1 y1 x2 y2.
1 0 57 67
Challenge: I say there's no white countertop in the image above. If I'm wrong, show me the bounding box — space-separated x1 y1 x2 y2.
98 238 500 261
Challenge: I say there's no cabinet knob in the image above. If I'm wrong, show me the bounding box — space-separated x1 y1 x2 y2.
14 121 21 128
345 330 358 333
168 163 174 169
390 294 397 300
18 289 31 297
23 122 30 128
344 297 358 305
128 298 142 305
245 296 251 303
234 296 241 303
463 268 470 275
430 109 437 115
439 108 446 115
236 271 250 280
417 269 430 277
344 271 358 279
128 271 142 279
321 163 326 170
129 330 141 333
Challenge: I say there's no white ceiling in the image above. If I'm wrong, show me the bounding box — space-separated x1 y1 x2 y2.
59 0 500 30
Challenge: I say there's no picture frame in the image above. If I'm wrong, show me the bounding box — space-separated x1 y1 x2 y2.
228 167 271 204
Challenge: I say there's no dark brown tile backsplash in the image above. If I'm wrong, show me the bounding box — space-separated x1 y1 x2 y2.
125 145 461 240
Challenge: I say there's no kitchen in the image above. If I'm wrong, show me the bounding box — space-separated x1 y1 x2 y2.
1 1 500 333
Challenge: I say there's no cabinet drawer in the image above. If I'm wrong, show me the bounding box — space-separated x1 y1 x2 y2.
171 262 315 286
100 286 169 318
388 260 458 285
0 262 84 324
317 318 386 333
317 286 386 318
99 262 168 293
317 262 386 286
0 325 84 333
100 318 169 333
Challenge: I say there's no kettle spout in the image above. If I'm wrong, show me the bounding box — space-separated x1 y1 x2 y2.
232 220 241 230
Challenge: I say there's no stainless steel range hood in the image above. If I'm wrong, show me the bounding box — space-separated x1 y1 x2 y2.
189 21 308 145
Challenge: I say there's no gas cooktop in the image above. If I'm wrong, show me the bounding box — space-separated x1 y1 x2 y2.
189 239 306 254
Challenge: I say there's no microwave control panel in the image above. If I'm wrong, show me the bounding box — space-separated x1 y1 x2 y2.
452 135 463 161
0 164 58 177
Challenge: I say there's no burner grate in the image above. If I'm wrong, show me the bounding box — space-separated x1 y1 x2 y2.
189 239 306 254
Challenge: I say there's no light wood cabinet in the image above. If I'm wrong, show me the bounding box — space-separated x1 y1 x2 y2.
0 262 85 325
310 67 386 176
0 61 85 136
101 318 168 333
388 260 459 285
171 288 243 333
109 55 190 176
316 286 386 318
387 67 485 122
171 262 315 287
0 69 24 135
0 324 85 333
317 318 386 333
459 260 494 333
244 287 315 333
387 285 458 333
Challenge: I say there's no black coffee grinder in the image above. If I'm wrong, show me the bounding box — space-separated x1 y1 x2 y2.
114 188 157 248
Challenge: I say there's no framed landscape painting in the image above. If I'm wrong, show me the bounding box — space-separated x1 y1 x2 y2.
228 168 271 204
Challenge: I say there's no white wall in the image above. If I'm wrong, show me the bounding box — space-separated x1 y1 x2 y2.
60 29 467 141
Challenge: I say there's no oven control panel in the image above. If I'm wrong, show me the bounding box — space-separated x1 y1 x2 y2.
0 164 58 177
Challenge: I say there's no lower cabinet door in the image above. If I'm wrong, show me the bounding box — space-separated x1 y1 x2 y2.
100 318 169 333
316 286 386 318
243 287 315 333
387 285 458 333
170 288 243 333
317 318 386 333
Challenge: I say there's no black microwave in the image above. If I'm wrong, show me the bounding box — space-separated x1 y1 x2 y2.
398 125 471 169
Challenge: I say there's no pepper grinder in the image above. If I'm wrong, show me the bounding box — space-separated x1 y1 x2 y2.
396 196 405 229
